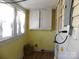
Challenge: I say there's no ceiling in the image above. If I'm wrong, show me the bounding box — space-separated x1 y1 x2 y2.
3 0 58 9
18 0 58 9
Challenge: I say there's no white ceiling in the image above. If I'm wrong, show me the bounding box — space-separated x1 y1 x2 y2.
18 0 58 9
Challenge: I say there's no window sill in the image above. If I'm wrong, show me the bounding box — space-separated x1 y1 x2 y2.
0 33 25 45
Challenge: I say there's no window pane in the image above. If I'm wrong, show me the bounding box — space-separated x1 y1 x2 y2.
19 11 25 33
0 3 14 37
17 10 25 34
29 10 39 29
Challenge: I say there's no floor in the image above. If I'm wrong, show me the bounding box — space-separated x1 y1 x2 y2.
23 51 54 59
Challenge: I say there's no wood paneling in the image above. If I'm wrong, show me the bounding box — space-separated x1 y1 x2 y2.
72 0 79 27
56 0 65 31
72 5 79 17
73 0 79 7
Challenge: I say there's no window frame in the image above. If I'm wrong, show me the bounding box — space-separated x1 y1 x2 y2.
0 3 25 42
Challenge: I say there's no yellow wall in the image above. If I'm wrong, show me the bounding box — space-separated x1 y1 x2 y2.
0 10 29 59
28 10 56 51
0 9 56 59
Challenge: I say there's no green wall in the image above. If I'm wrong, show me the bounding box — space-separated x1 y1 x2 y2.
0 10 29 59
27 10 56 51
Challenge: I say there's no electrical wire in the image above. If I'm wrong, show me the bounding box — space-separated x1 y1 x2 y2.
0 0 27 4
54 31 69 44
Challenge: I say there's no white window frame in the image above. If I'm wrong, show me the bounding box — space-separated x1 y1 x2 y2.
0 3 25 42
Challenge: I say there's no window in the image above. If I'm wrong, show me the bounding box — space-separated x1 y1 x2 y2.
0 3 25 41
16 10 25 34
0 3 14 38
29 9 52 30
29 10 39 29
